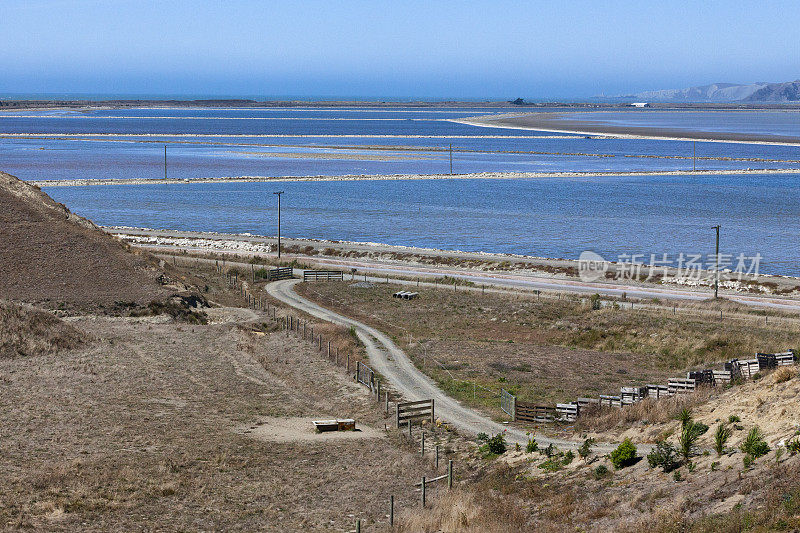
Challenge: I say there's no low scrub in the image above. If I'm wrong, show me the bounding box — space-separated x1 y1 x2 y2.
610 438 638 469
0 301 87 358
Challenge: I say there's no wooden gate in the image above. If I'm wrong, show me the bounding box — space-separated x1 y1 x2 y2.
303 270 344 282
396 399 435 428
500 389 516 419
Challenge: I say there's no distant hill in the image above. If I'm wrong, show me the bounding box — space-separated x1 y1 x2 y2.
615 79 800 103
744 80 800 102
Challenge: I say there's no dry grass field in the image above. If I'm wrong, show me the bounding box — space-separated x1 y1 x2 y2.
0 304 440 531
296 282 800 416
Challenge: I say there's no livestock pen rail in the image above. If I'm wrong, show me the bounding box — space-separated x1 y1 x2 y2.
501 349 796 425
303 270 344 282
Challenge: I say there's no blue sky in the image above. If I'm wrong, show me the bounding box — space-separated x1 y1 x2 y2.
3 1 798 99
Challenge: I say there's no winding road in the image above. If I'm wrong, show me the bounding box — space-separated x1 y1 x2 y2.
266 278 619 451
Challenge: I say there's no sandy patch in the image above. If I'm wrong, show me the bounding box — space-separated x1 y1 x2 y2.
237 416 384 443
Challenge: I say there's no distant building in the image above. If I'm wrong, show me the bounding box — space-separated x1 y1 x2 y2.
630 102 650 108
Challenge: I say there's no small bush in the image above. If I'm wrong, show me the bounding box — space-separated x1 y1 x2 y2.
476 432 489 443
728 414 741 423
741 426 770 459
676 407 693 428
743 455 755 468
610 438 638 469
562 450 575 465
578 437 595 460
593 465 609 479
647 441 680 473
542 443 557 458
679 421 705 462
673 470 682 482
526 437 538 454
485 433 507 455
538 458 562 472
714 423 732 456
775 367 795 383
787 438 800 456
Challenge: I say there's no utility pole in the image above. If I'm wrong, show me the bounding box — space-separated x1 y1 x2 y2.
449 143 453 175
164 145 167 180
274 191 284 258
712 225 720 298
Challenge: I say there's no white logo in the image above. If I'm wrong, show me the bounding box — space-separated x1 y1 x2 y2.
579 251 609 282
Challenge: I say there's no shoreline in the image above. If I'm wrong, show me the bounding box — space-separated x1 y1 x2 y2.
106 226 800 292
455 113 800 146
32 168 800 187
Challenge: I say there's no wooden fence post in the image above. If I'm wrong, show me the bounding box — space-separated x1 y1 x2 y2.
390 495 394 526
430 398 435 424
421 432 425 456
421 476 426 507
376 379 381 401
356 518 360 533
448 460 453 489
327 341 331 359
435 445 439 470
385 391 389 414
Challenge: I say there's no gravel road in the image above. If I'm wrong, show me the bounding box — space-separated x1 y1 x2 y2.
266 278 623 451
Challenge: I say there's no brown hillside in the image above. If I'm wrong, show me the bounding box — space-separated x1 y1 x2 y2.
0 300 87 358
0 171 167 308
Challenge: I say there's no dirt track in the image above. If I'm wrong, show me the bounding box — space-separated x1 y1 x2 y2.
266 278 625 452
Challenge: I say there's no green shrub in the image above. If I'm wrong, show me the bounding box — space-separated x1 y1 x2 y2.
578 437 596 460
562 450 575 465
673 470 682 482
743 454 754 468
676 408 693 428
787 438 800 456
538 458 562 472
486 433 507 455
526 437 538 454
610 438 638 469
476 432 489 443
728 414 741 423
713 423 732 456
740 426 770 459
679 421 705 462
593 465 609 479
647 441 680 473
542 443 557 458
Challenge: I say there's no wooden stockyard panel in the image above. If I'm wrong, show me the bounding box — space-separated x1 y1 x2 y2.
599 395 622 408
260 266 293 281
396 399 435 427
303 270 344 282
712 370 733 386
646 385 669 399
620 386 646 405
500 388 516 419
668 378 696 395
515 401 557 423
577 397 599 410
775 351 796 366
737 359 760 380
556 403 579 422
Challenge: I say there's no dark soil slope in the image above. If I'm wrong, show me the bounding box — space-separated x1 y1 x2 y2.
0 171 167 308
